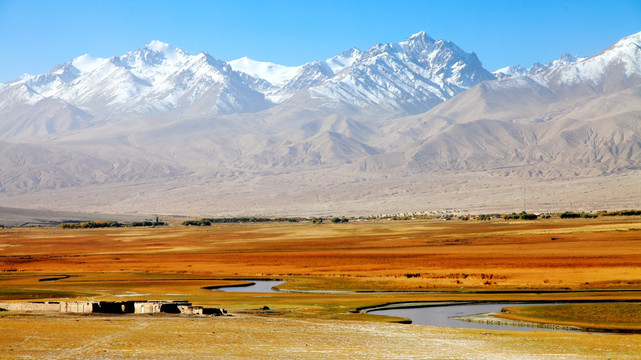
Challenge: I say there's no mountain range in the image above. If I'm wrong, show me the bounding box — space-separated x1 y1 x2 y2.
0 31 639 217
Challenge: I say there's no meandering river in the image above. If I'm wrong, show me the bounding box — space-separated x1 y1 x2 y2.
212 281 600 332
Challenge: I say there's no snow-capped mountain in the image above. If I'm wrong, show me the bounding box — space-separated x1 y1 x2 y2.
493 53 585 79
1 32 493 129
303 31 495 114
0 41 271 119
0 31 639 217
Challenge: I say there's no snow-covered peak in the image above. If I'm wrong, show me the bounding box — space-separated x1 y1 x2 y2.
69 54 108 73
122 40 189 68
408 30 427 40
228 56 301 86
144 40 188 63
400 30 436 53
614 30 641 47
325 47 362 73
145 40 172 53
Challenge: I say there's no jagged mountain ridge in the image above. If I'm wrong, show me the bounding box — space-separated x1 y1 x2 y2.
493 53 586 79
0 31 496 141
1 41 271 119
306 31 495 114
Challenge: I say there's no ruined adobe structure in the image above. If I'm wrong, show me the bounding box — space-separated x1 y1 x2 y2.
0 300 227 316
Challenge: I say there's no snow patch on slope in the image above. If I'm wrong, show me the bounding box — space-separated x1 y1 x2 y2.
229 57 301 87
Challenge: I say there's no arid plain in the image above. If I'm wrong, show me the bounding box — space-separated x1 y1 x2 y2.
1 217 641 359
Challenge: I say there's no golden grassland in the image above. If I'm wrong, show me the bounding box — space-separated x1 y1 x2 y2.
1 217 641 359
2 217 641 290
498 302 641 331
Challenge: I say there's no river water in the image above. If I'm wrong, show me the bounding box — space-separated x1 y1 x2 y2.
368 303 573 332
214 282 584 332
213 280 285 293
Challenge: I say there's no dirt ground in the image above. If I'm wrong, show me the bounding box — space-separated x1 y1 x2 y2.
1 313 640 360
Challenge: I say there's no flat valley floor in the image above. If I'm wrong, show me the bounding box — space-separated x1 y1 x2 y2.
1 218 640 359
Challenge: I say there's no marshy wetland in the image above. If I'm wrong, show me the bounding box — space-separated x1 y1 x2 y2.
1 217 640 359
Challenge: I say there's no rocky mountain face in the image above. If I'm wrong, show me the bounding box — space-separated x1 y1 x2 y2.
0 31 639 216
305 31 495 114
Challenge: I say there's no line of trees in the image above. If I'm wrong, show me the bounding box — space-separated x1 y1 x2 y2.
52 208 641 229
598 209 641 216
61 221 123 229
61 218 166 229
182 217 304 226
131 220 167 227
559 210 641 219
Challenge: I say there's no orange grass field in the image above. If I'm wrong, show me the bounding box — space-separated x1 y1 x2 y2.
1 217 641 359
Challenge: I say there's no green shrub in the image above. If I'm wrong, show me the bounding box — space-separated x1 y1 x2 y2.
519 213 538 220
503 212 537 220
559 211 598 219
560 211 581 219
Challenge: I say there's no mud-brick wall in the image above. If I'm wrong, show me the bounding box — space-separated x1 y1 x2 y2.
60 301 93 313
134 302 161 314
178 305 203 315
0 301 61 312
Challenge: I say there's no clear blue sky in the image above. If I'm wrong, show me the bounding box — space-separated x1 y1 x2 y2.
1 0 639 82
